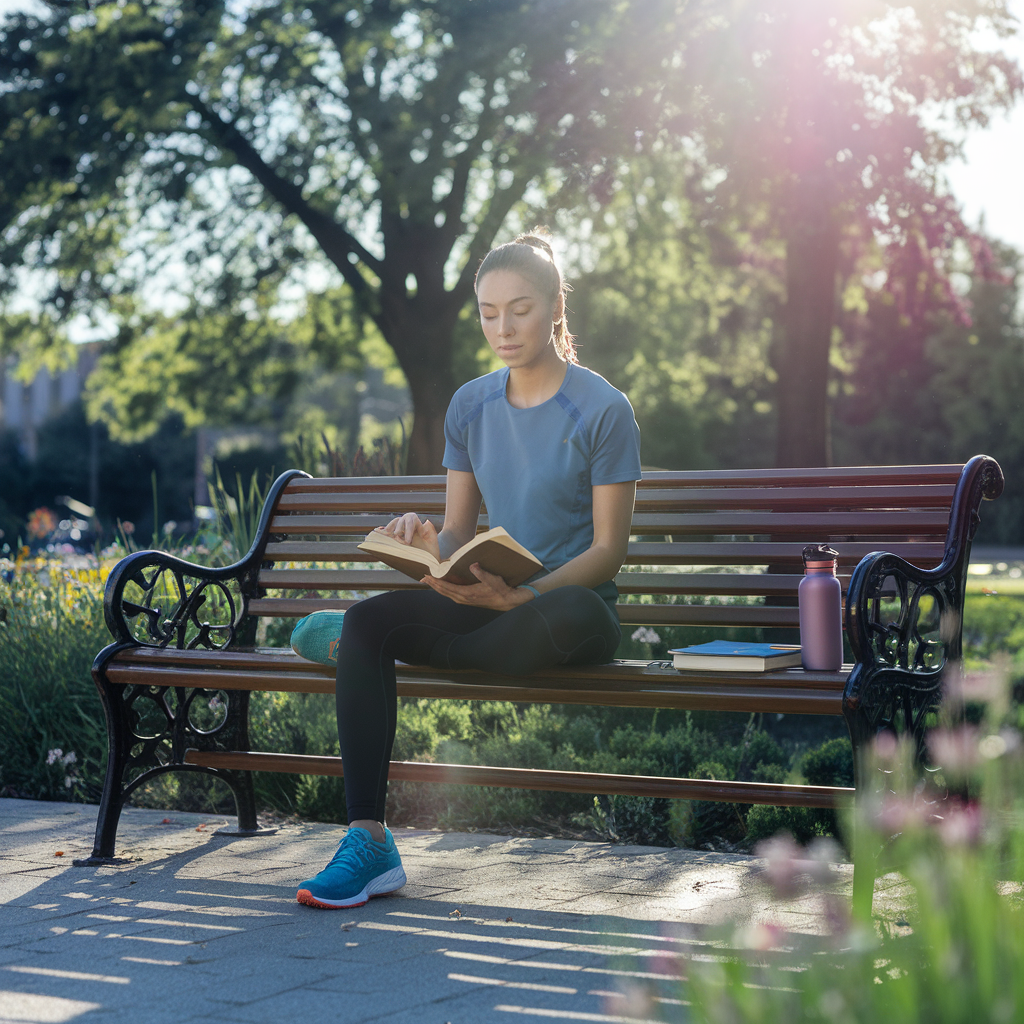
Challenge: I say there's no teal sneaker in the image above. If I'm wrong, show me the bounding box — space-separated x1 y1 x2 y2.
290 610 346 666
297 827 406 909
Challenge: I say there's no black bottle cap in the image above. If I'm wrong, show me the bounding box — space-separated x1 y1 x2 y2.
802 543 839 565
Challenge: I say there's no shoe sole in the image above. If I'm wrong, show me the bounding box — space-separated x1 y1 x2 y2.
296 864 407 909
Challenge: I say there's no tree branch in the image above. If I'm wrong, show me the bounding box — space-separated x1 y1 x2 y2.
187 93 384 294
440 77 500 225
452 161 543 305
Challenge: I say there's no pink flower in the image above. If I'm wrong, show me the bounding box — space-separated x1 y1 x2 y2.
733 920 787 950
944 667 1007 708
872 731 900 763
756 835 836 897
927 727 982 776
936 800 983 846
604 984 654 1018
873 793 929 833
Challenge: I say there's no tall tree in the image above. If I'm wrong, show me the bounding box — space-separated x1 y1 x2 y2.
686 0 1021 466
833 238 1024 542
567 146 781 471
0 0 685 471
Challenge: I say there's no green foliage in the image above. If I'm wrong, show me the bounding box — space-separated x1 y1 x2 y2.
803 737 855 788
0 0 678 469
0 556 108 801
833 239 1024 545
82 288 366 445
207 467 269 562
571 148 779 470
0 403 199 545
964 595 1024 665
745 737 855 845
2 0 1021 482
238 693 856 850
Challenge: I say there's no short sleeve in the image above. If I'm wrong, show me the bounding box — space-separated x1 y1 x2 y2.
589 393 642 485
442 393 473 473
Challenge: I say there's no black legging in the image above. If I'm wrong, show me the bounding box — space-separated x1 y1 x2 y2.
334 586 621 823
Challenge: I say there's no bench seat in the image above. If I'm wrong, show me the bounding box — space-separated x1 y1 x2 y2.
104 646 849 714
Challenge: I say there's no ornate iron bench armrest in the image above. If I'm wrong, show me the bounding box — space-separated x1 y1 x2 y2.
102 469 309 651
839 456 1002 782
845 455 1004 675
103 549 256 650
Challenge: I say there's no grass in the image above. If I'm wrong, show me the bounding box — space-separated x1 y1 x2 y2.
966 577 1024 596
0 551 110 801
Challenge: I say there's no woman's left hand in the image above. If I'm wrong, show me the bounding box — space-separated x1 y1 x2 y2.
421 563 534 611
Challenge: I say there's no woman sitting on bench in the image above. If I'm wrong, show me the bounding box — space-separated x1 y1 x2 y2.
297 230 642 909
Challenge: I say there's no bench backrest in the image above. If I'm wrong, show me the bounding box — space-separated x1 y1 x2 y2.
251 465 963 635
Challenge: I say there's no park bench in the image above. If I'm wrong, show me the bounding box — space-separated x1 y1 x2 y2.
83 455 1003 902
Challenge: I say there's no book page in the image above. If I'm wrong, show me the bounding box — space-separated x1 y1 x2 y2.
359 526 541 586
440 536 542 587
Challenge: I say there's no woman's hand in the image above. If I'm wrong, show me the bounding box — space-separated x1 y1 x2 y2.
375 513 440 561
421 563 535 611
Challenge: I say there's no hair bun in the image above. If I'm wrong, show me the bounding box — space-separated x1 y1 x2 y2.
514 230 554 259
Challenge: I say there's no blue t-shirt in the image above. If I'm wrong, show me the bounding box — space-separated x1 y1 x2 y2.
442 363 642 576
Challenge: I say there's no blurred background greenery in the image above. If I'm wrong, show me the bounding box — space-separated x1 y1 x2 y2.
0 0 1022 545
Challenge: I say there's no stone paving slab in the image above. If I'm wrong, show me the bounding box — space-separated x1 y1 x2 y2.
0 798 906 1024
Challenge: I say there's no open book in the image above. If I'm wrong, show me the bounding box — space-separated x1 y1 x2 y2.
358 526 543 587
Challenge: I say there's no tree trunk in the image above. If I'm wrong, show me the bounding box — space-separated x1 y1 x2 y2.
776 175 840 468
381 297 461 476
404 366 456 474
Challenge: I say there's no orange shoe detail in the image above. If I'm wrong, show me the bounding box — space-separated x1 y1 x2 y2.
297 887 369 909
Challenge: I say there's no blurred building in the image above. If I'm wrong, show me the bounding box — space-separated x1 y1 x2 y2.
0 343 101 462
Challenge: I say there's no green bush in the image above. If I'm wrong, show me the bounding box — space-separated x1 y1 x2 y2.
963 593 1024 664
0 555 109 801
745 737 854 846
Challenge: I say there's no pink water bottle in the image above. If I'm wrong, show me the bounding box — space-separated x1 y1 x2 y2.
799 544 843 671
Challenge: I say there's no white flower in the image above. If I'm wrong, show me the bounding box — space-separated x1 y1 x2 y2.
46 749 63 765
630 627 661 644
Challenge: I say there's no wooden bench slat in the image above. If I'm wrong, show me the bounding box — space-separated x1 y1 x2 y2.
110 646 850 686
106 661 844 714
268 510 951 537
248 597 357 616
257 568 851 596
183 750 853 807
261 539 946 566
621 541 944 566
281 465 964 495
273 484 956 514
634 465 964 487
284 475 447 493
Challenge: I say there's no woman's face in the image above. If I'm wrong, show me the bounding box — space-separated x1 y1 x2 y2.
476 269 562 371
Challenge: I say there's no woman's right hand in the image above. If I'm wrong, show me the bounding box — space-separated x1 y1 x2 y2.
375 513 441 561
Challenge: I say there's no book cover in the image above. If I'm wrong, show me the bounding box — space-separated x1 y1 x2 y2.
669 640 802 673
358 526 543 587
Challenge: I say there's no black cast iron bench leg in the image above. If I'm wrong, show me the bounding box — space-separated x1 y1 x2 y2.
75 673 270 865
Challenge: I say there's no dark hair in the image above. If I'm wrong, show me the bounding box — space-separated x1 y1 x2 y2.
474 229 577 364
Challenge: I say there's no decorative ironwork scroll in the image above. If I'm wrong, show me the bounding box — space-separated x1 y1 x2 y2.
81 469 309 861
110 557 242 651
843 455 1004 761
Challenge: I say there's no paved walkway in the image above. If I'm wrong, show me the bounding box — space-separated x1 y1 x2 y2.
0 798 902 1024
